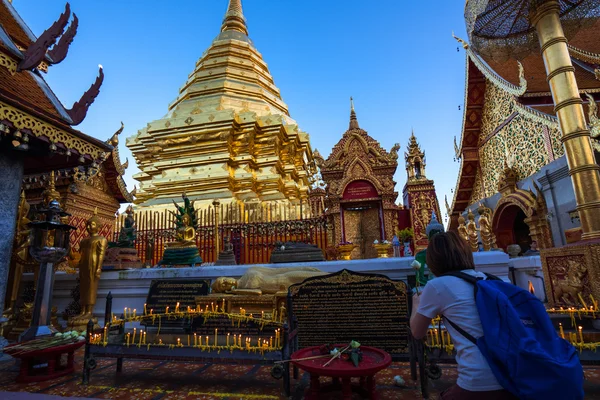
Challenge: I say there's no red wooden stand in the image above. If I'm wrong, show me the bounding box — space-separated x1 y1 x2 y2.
291 345 392 400
5 340 85 383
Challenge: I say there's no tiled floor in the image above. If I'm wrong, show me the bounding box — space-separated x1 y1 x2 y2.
1 350 599 399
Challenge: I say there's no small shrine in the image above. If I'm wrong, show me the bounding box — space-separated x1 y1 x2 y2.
401 132 442 252
319 99 400 259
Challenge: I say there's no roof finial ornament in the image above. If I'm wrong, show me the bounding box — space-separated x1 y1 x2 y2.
349 96 359 130
221 0 248 36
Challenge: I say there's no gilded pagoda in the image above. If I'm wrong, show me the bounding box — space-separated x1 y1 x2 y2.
127 0 315 213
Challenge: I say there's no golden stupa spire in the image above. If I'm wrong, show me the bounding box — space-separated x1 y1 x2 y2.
349 96 360 130
221 0 248 36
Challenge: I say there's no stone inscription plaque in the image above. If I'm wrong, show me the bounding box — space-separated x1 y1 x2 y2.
289 269 410 356
146 280 210 313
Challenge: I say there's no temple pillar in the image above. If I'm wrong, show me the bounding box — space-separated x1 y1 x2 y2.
0 152 24 349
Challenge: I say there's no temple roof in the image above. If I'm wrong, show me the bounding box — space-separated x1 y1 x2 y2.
479 19 600 101
323 100 398 172
0 1 131 203
165 0 291 119
0 0 109 162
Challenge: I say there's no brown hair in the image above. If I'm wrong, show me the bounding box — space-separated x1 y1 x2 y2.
426 231 475 277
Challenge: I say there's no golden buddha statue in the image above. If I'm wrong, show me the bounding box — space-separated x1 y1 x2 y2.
159 193 202 266
478 205 497 251
69 208 108 327
466 209 479 253
3 191 31 316
457 215 469 243
211 266 327 296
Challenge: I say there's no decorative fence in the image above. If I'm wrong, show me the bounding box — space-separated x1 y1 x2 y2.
112 202 329 266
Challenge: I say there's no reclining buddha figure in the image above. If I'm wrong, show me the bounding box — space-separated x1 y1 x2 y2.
211 266 328 296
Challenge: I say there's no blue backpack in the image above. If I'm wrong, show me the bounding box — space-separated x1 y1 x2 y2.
443 271 584 400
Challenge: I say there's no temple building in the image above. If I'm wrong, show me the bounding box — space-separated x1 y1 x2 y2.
402 132 442 252
0 1 132 328
127 0 316 214
318 100 401 259
448 22 600 254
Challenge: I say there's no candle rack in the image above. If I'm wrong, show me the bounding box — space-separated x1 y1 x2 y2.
82 293 293 396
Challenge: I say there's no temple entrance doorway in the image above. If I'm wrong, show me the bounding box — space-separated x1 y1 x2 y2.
343 203 382 259
493 204 531 254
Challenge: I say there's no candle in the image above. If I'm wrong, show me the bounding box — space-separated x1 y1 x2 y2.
144 303 147 315
150 309 153 315
434 329 439 346
124 307 127 319
211 302 214 312
579 326 584 343
591 294 598 310
188 335 190 347
143 331 146 344
215 329 218 347
205 304 209 314
270 336 273 348
103 325 107 344
187 306 191 313
227 333 230 347
133 309 137 318
194 333 197 347
132 328 137 343
126 332 130 346
577 294 589 309
262 311 264 320
159 338 163 346
166 306 169 314
139 330 143 346
176 302 180 313
559 323 565 339
222 299 225 312
177 338 181 347
206 336 209 347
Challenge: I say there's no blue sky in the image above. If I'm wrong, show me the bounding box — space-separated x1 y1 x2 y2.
15 1 469 225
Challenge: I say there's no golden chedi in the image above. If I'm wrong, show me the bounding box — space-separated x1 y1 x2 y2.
127 0 316 213
69 208 108 329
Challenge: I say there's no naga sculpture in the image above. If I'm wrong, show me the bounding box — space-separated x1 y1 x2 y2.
158 193 202 266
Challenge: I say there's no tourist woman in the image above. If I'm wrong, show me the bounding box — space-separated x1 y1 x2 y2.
409 231 517 399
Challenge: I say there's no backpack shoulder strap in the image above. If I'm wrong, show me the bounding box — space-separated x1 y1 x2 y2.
444 316 477 345
441 270 480 284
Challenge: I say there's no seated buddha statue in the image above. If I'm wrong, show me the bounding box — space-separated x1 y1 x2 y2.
159 193 202 266
211 266 328 296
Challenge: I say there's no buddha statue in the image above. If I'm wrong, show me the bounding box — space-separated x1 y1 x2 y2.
3 191 31 317
466 209 479 252
110 205 137 248
211 266 328 296
159 193 202 266
477 205 497 251
457 215 469 243
105 205 142 269
69 208 108 328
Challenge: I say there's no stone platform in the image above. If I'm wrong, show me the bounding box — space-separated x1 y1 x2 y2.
21 252 515 326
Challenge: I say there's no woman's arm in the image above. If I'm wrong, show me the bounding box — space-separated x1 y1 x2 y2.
409 291 434 339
